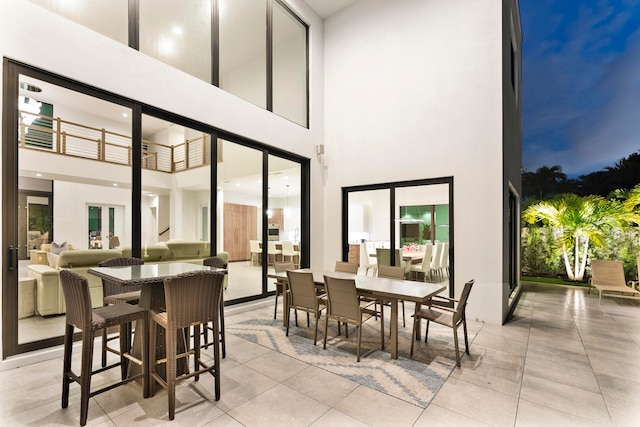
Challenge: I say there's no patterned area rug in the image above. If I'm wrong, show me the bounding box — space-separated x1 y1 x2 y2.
227 305 473 408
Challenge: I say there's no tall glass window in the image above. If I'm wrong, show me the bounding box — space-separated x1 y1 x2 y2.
16 74 133 346
267 155 302 291
219 0 267 108
27 0 129 44
141 115 212 261
272 1 308 126
216 138 263 300
139 0 214 83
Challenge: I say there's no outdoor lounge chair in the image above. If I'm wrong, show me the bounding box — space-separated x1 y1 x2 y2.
589 260 640 303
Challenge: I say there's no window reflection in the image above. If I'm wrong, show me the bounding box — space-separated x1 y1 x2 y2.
139 0 213 83
219 0 267 107
273 1 307 126
18 75 132 345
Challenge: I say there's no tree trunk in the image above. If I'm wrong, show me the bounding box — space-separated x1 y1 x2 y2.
574 237 580 281
562 246 575 280
577 238 589 281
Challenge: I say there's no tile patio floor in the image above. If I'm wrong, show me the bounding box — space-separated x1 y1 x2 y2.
1 281 639 426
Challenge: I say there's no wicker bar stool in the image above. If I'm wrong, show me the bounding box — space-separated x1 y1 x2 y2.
60 270 148 426
149 270 224 420
98 256 144 370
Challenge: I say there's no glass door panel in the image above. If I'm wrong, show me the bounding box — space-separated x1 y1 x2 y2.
395 184 450 293
141 114 211 269
267 155 301 291
17 74 133 346
347 189 391 271
216 138 263 300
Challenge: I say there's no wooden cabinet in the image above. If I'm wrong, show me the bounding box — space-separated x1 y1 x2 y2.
348 244 360 265
224 203 257 261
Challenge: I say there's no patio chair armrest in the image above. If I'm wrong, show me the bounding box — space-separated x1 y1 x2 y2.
430 304 457 313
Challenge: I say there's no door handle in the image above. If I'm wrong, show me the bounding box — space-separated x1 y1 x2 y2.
8 245 18 271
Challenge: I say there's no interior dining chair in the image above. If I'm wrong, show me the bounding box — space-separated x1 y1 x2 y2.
98 256 144 369
273 261 295 320
410 279 475 367
249 240 262 266
201 256 228 358
439 242 449 278
377 265 407 327
60 270 147 426
267 241 282 265
375 248 391 267
410 244 433 281
363 243 377 276
281 241 300 268
149 270 224 420
335 261 359 274
285 270 326 345
323 275 384 362
430 243 443 279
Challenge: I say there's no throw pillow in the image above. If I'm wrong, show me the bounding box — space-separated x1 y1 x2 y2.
47 252 59 268
50 241 68 254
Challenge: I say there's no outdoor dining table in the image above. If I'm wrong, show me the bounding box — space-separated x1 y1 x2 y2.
268 269 446 359
89 262 226 397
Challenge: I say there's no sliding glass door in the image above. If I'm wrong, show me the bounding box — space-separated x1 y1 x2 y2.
344 178 454 297
2 61 310 358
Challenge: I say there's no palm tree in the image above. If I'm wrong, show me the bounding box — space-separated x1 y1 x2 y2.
523 194 637 281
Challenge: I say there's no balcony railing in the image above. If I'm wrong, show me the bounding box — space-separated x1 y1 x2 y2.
18 110 212 173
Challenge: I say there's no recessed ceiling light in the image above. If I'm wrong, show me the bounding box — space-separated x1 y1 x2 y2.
35 173 42 177
19 82 42 92
113 183 118 187
122 113 128 118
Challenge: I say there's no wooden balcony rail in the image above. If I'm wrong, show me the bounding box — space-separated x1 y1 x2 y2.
18 109 212 173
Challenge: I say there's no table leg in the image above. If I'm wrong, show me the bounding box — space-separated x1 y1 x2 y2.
414 302 422 340
390 299 398 359
131 282 188 397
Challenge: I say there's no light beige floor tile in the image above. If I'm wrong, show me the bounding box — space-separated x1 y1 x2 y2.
596 373 640 406
414 404 491 426
202 413 245 426
520 373 610 424
586 349 640 382
310 408 374 427
515 398 610 426
334 385 423 427
243 349 309 382
283 366 359 406
227 383 329 426
523 351 599 392
602 393 640 427
430 377 518 427
0 396 110 426
192 364 275 413
448 344 525 396
470 324 529 355
224 336 272 364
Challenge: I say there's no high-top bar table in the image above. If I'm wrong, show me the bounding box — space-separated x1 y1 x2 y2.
268 269 445 359
89 262 226 396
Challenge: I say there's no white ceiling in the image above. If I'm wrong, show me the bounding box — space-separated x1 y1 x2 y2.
303 0 359 19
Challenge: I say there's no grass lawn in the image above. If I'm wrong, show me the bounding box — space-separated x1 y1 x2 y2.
521 276 591 288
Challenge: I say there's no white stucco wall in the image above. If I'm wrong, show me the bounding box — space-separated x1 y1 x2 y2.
323 0 505 324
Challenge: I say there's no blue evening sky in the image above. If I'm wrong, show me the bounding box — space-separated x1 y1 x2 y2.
520 0 640 178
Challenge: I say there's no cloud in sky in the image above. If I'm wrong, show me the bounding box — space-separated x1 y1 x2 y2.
521 0 640 177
